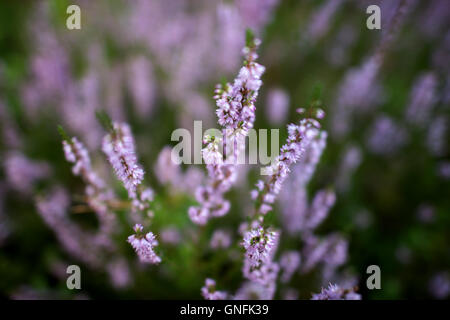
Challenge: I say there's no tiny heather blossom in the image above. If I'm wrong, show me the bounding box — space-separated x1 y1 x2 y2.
311 283 361 300
127 224 161 264
102 122 144 199
201 278 227 300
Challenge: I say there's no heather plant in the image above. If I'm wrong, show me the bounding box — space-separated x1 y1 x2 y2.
0 0 449 300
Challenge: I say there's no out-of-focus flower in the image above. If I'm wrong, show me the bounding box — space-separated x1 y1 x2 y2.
429 272 450 299
201 278 227 300
304 0 344 43
36 187 109 269
427 116 447 157
302 233 348 273
332 57 382 137
154 146 182 187
405 72 437 127
61 134 117 235
367 115 408 155
126 56 156 118
311 283 361 300
236 0 279 31
438 161 450 180
4 152 50 194
160 227 182 245
210 229 232 249
279 251 301 283
336 145 362 193
234 281 275 300
265 88 290 125
107 258 132 289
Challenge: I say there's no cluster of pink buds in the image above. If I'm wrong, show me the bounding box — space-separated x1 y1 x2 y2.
127 224 161 264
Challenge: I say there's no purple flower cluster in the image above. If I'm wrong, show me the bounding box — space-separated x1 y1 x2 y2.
252 116 322 220
311 283 361 300
240 226 279 298
201 278 227 300
215 39 265 134
102 122 144 199
189 35 264 225
127 224 161 264
242 227 278 268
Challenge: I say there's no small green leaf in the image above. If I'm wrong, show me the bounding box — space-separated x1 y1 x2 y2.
246 28 255 47
95 110 115 132
57 125 70 142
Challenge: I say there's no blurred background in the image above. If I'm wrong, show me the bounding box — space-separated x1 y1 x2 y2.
0 0 449 299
